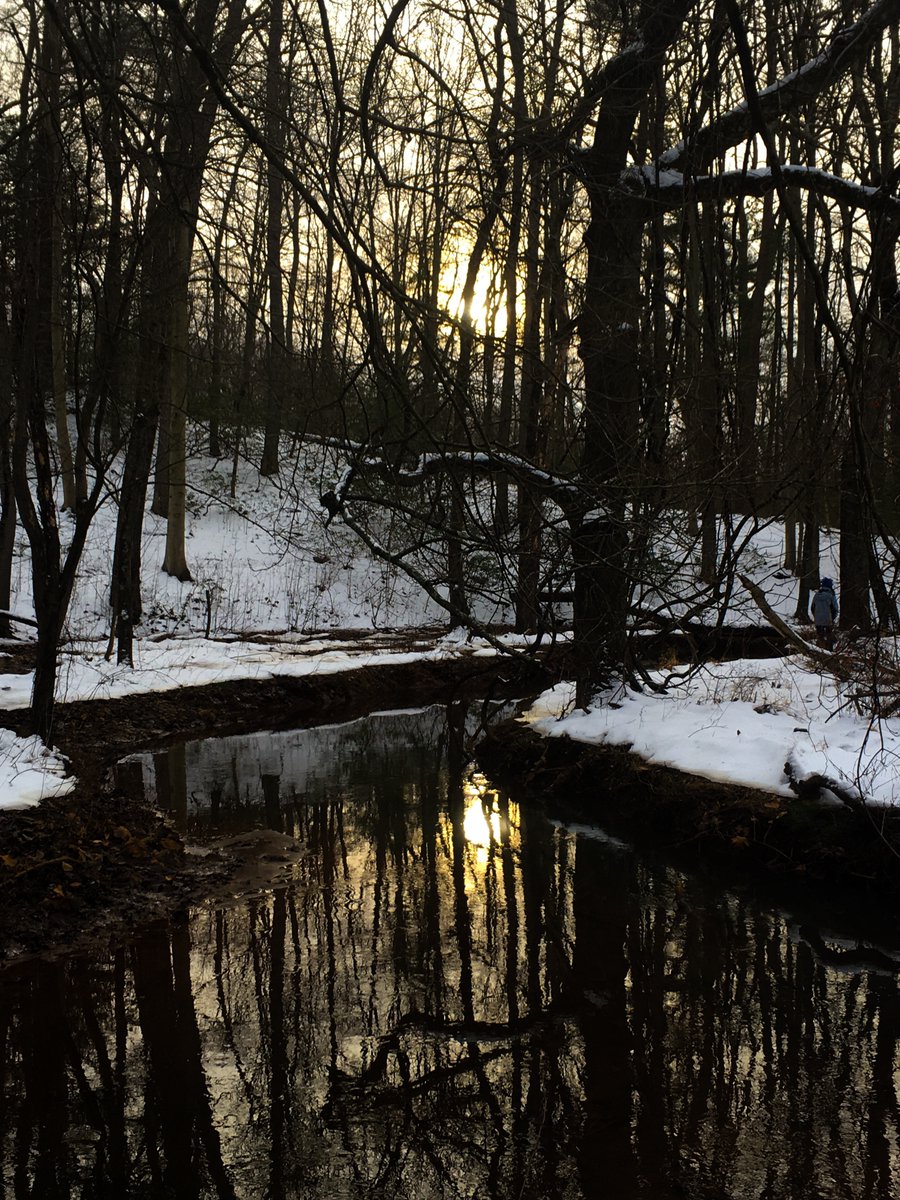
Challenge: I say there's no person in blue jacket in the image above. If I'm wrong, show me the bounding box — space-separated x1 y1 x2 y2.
810 577 838 649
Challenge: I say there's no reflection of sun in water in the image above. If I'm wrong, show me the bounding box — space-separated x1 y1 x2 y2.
462 772 518 871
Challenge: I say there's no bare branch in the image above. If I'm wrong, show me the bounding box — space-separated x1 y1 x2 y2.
660 0 900 172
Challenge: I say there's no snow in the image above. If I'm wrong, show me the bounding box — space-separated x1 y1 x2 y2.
635 163 887 212
636 166 686 189
0 439 892 814
523 655 900 808
581 508 608 524
0 729 74 811
0 629 539 713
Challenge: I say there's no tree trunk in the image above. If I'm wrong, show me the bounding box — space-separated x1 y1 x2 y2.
795 518 819 625
575 190 645 703
573 0 691 704
38 4 76 512
151 368 172 518
0 302 17 640
515 164 545 633
111 0 246 644
162 224 193 581
733 194 777 509
111 186 171 664
13 266 66 740
49 175 75 513
791 199 826 623
80 26 127 498
260 0 286 477
12 15 66 740
696 204 723 587
208 271 223 461
783 517 797 572
208 144 247 460
112 401 160 666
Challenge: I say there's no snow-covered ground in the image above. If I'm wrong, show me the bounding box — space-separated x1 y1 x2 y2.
523 657 900 809
2 439 894 813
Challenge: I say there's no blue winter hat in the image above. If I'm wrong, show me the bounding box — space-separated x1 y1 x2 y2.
820 577 833 588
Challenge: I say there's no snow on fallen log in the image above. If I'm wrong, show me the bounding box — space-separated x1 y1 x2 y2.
783 755 865 812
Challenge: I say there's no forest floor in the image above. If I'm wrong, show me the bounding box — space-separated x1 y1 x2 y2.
3 634 900 966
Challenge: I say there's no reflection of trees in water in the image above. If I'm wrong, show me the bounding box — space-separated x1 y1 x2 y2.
131 705 479 836
3 707 900 1197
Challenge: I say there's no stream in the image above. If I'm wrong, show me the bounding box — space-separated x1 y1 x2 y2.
1 702 899 1199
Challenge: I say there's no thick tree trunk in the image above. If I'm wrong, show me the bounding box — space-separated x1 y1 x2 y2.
783 517 797 572
87 15 126 479
111 194 168 665
151 377 172 518
697 204 723 587
791 200 826 624
112 0 246 633
853 211 900 631
9 5 117 736
112 405 159 666
208 267 223 460
573 0 691 705
575 191 645 703
13 279 66 740
13 26 65 740
37 5 76 513
733 194 777 508
208 146 247 460
794 518 820 625
515 166 545 633
838 445 870 632
494 154 522 537
50 192 75 512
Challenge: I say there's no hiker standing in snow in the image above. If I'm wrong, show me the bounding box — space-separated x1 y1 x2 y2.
810 577 838 649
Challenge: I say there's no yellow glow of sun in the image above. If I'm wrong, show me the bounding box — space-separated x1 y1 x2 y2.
440 251 508 339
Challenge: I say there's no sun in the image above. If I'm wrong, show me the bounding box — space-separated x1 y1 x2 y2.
440 244 509 339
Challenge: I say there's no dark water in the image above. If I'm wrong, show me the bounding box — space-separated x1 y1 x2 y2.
2 704 900 1199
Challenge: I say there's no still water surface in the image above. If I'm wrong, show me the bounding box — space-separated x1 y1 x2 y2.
2 704 900 1199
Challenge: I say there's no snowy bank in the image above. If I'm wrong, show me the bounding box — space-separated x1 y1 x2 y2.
0 729 75 811
0 628 550 712
523 656 900 809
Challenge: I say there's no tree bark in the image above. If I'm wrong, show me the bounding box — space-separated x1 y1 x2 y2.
515 164 545 633
574 0 692 705
734 193 777 509
162 224 193 582
260 0 286 477
38 3 76 512
0 301 17 641
838 444 870 632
